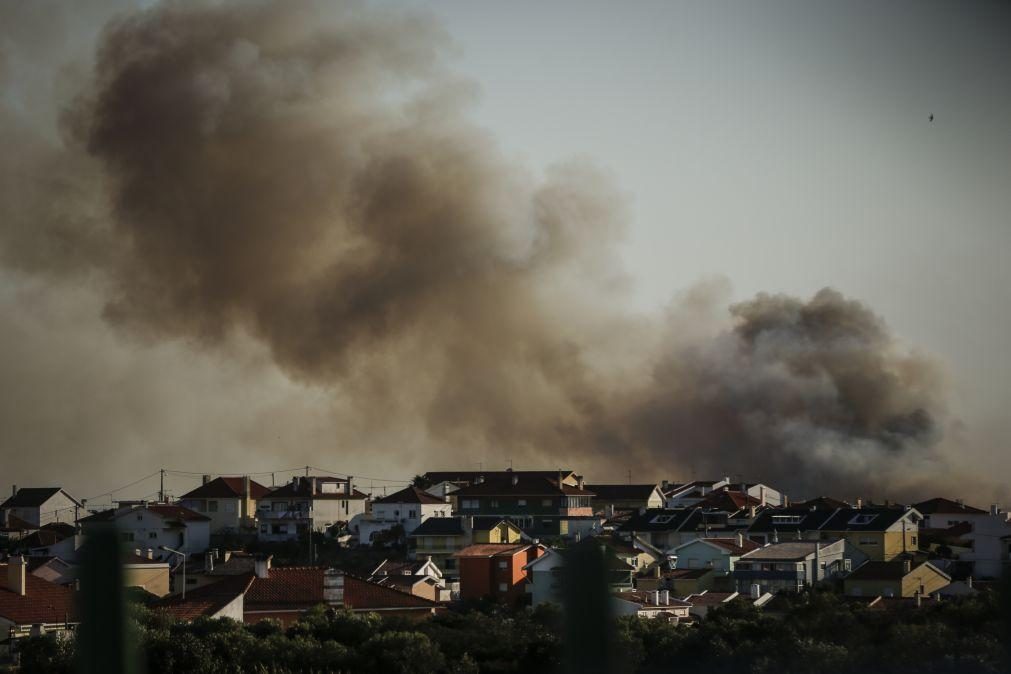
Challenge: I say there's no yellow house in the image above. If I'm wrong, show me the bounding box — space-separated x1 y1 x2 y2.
844 559 950 598
817 507 921 561
124 551 171 597
409 516 523 577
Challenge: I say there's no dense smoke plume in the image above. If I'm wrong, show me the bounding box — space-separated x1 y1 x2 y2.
0 0 958 497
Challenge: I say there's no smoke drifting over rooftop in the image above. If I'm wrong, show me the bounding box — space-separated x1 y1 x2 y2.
0 0 964 498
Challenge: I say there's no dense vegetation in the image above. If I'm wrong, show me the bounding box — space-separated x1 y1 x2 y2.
16 589 1009 674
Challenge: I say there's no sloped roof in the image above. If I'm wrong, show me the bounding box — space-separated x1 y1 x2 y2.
245 567 324 609
408 517 464 537
585 484 659 501
847 560 950 582
157 573 254 620
694 537 761 556
913 498 987 515
792 496 850 510
343 574 441 610
374 486 447 505
697 490 762 512
453 475 593 497
819 507 915 532
79 504 210 524
20 523 76 549
423 470 574 484
685 591 738 606
1 488 80 509
618 508 699 533
371 559 435 576
453 543 531 558
613 590 692 608
179 477 271 500
747 508 836 533
739 541 826 561
0 565 77 624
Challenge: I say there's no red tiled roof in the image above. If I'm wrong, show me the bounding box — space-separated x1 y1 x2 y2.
0 565 77 624
157 573 254 620
698 490 761 512
245 567 325 610
146 504 211 523
344 575 440 610
453 544 531 558
179 477 271 500
913 497 987 515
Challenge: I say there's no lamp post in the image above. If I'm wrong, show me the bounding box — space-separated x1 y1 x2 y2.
160 545 186 600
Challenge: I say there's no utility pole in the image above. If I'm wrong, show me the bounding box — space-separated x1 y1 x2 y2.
159 469 165 502
627 469 632 485
271 472 275 487
305 465 310 477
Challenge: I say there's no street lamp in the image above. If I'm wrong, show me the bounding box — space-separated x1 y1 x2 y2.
160 545 186 599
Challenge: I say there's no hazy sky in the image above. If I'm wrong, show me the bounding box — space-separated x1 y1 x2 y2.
1 0 1008 502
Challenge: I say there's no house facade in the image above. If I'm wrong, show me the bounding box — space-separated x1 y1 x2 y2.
256 476 368 542
178 476 271 534
611 590 691 622
1 487 82 528
453 473 596 538
357 486 449 543
843 559 951 598
454 543 544 605
670 535 760 575
0 557 77 656
732 539 855 595
585 484 665 513
408 516 523 576
815 507 921 562
79 504 211 559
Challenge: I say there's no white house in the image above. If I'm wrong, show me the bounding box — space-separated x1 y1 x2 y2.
611 589 692 622
79 504 211 560
357 486 450 544
256 476 369 542
669 535 761 575
963 506 1011 579
1 487 82 528
178 476 271 535
732 539 861 595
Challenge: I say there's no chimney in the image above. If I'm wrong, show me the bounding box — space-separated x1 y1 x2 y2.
605 504 615 519
311 477 318 495
202 475 211 485
511 474 518 487
855 498 863 510
146 548 154 560
11 485 16 498
577 476 585 490
903 558 912 575
991 504 1000 516
759 486 766 506
750 583 760 600
782 494 789 507
254 555 272 579
772 530 779 544
134 548 142 558
736 532 744 548
915 592 922 608
323 569 345 605
814 543 821 579
223 550 232 563
475 475 485 485
659 589 669 605
205 552 214 573
346 476 354 494
651 590 660 605
968 576 973 589
8 555 26 596
557 471 564 487
748 505 757 519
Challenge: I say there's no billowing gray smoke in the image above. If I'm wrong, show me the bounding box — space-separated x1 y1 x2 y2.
1 0 952 497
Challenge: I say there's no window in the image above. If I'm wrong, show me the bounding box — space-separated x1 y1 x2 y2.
148 532 157 539
208 501 219 513
847 514 878 526
498 560 508 569
542 499 552 507
225 502 235 513
858 537 879 545
136 514 143 521
911 536 918 546
408 509 417 518
121 533 134 542
490 499 499 507
271 524 284 534
498 583 508 592
461 499 478 509
843 559 852 571
771 515 802 525
517 499 527 507
650 515 674 524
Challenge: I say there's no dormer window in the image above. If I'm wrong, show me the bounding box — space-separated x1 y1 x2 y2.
650 515 674 524
848 514 878 526
771 515 801 525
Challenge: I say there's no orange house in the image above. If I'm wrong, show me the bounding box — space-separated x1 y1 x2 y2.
454 543 545 606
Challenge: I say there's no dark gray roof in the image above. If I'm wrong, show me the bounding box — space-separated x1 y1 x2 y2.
409 517 464 537
1 488 78 509
819 507 913 532
585 484 659 501
747 508 835 534
374 486 447 505
739 541 826 561
618 508 700 533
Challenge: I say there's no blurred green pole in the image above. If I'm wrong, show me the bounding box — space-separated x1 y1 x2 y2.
76 523 140 674
561 540 615 674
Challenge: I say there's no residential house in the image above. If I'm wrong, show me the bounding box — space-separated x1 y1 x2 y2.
454 542 545 605
732 539 854 595
78 503 211 559
0 557 77 656
843 559 951 599
619 508 738 550
422 470 581 489
178 476 271 535
745 507 837 545
611 589 691 622
683 591 740 619
792 496 851 510
453 473 597 539
669 535 761 577
664 481 727 508
585 484 665 514
408 516 524 576
123 551 172 597
256 476 369 542
1 487 82 528
19 523 81 563
26 557 75 586
914 498 1011 579
370 557 448 602
637 564 716 596
815 507 922 562
356 486 449 544
524 540 641 608
158 572 253 622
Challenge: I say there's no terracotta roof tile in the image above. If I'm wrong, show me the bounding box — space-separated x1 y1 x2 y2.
374 486 447 505
453 543 531 558
179 477 271 500
344 575 439 609
157 573 254 620
245 567 324 609
0 565 77 624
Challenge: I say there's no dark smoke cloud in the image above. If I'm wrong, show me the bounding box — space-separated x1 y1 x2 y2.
1 0 960 498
